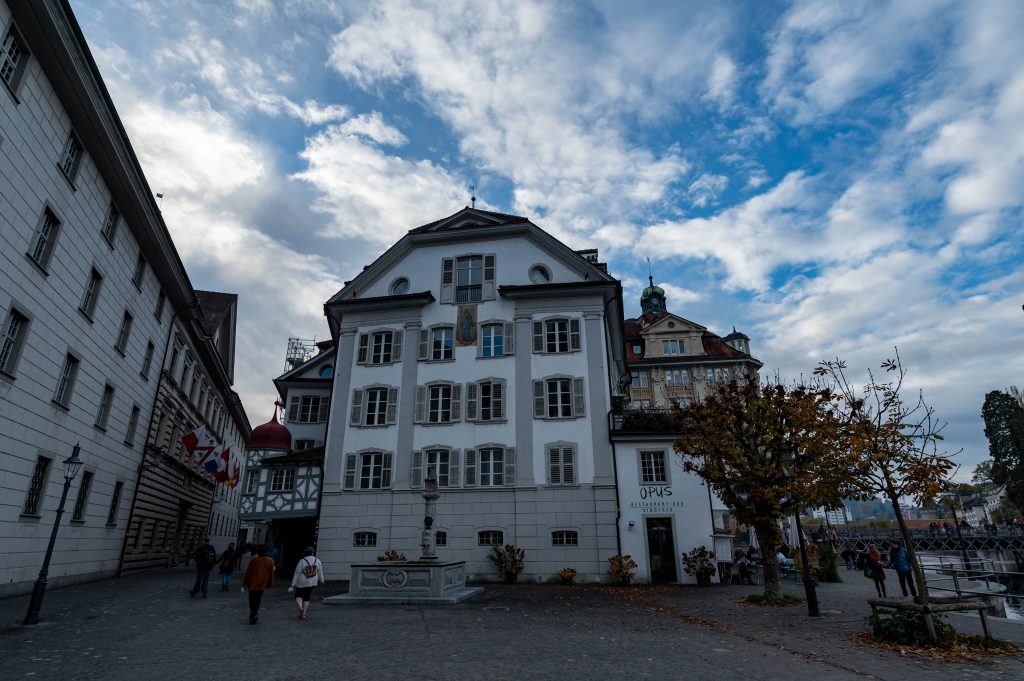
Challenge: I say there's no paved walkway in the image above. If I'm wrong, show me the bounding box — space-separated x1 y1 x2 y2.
0 565 1021 681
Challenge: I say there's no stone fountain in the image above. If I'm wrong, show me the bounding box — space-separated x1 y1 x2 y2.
324 468 483 605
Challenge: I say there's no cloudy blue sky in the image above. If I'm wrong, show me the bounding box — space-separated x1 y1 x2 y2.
71 0 1023 477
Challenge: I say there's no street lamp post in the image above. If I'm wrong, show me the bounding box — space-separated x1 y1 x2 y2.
23 444 84 626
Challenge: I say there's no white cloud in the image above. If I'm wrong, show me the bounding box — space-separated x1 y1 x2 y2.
705 54 738 105
337 111 408 146
686 174 729 209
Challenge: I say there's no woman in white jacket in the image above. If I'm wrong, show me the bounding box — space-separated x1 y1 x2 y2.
289 547 325 620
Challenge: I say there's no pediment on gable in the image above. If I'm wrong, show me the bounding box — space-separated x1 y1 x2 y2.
642 313 706 336
274 346 336 382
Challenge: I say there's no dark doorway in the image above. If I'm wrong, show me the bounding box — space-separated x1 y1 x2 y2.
645 517 678 583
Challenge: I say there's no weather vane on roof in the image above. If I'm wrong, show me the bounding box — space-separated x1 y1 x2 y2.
647 256 654 287
470 184 476 209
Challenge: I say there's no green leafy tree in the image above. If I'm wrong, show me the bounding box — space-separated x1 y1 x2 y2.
971 460 996 487
816 352 956 610
981 388 1024 510
673 376 849 602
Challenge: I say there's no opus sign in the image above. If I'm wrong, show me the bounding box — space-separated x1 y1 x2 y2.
629 486 687 509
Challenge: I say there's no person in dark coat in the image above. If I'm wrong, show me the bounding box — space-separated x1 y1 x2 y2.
864 544 887 598
887 540 917 598
218 542 237 591
189 537 217 598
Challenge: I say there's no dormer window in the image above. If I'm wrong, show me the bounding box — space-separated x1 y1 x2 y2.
662 339 683 355
440 254 496 304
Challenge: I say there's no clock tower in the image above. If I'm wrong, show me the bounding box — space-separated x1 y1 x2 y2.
641 275 666 315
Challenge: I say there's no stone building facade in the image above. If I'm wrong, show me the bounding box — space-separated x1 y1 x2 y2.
0 0 235 595
316 208 626 581
119 292 249 572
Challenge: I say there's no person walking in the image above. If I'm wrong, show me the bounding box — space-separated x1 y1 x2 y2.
218 542 237 592
189 538 217 598
242 545 276 624
864 543 887 598
886 540 917 598
288 547 325 620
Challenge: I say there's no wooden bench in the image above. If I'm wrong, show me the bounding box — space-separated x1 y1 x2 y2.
867 597 992 641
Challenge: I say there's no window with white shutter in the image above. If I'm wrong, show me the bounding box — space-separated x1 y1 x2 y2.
468 379 505 422
547 443 576 485
419 383 461 424
532 317 582 354
353 451 392 489
358 330 403 365
533 376 585 419
410 450 423 488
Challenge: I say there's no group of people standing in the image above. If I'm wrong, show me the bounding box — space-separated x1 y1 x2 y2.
857 540 917 599
186 538 326 624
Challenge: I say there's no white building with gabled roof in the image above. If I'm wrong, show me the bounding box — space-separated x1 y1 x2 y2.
316 207 626 581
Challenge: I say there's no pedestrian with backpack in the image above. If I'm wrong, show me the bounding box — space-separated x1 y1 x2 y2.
288 547 325 620
189 538 218 598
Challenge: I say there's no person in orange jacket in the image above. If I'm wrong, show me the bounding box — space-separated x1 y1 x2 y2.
242 545 275 624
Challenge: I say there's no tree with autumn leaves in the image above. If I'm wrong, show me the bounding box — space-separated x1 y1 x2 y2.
675 353 956 608
673 376 850 602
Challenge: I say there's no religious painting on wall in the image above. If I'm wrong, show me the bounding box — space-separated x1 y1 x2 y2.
456 305 478 346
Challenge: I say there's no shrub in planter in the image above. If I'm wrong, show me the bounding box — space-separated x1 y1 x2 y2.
558 567 577 584
868 609 955 646
607 554 638 584
377 549 407 561
488 544 526 583
681 546 717 585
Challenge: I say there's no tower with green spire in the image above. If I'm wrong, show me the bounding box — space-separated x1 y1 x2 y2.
640 274 666 315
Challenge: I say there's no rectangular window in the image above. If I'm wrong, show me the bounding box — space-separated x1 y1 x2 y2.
662 339 683 355
80 268 103 319
479 448 504 486
71 471 93 522
356 452 392 489
431 327 453 360
665 369 690 386
706 367 732 384
481 323 504 357
631 370 649 389
640 451 668 484
180 352 192 387
467 380 504 422
294 439 314 450
28 209 61 270
478 530 503 546
95 384 114 430
425 448 453 487
534 377 585 419
155 291 166 321
551 530 579 546
364 388 389 426
270 468 296 492
0 307 29 377
132 253 146 288
547 444 576 485
434 531 447 547
547 378 571 418
107 481 123 525
59 131 83 181
101 202 119 245
141 341 155 379
371 331 393 364
53 353 80 407
22 456 52 516
632 343 642 355
428 384 453 423
244 472 258 495
455 255 483 303
289 395 329 424
1 27 29 93
125 405 141 445
532 318 581 353
353 531 377 547
115 311 133 354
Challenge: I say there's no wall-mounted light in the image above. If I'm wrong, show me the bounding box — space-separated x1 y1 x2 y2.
628 521 635 529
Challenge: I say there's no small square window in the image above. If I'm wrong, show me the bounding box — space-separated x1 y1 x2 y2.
551 530 579 546
478 530 503 546
640 451 668 484
434 530 447 547
354 531 377 547
270 468 296 492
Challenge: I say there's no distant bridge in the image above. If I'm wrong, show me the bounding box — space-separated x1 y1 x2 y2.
835 529 1024 559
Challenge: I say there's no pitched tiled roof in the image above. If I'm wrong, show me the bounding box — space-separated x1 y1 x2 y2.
195 290 236 335
701 332 749 359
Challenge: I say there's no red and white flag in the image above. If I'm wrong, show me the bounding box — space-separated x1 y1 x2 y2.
225 456 241 487
181 426 218 464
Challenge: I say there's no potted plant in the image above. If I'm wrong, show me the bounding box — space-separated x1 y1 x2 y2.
681 546 717 586
488 544 526 583
376 549 406 562
558 567 577 584
607 554 638 585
